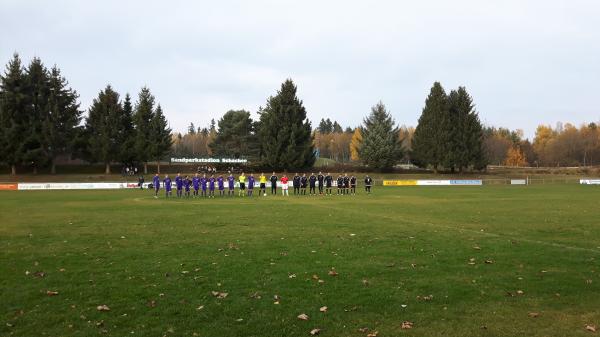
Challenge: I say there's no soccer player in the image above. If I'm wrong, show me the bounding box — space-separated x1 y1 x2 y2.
208 174 216 198
281 174 289 196
293 173 301 195
184 175 191 198
317 172 324 195
300 173 308 195
336 174 344 195
365 175 373 194
270 172 278 195
192 173 200 197
175 173 183 198
164 174 172 198
325 172 333 195
228 173 235 196
200 174 208 197
217 175 225 196
153 173 160 198
248 174 255 196
259 173 267 196
343 173 350 195
238 172 246 197
308 173 317 195
350 175 357 195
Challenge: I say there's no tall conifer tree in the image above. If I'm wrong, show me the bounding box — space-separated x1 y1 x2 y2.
358 101 402 169
412 82 448 172
133 87 155 173
149 104 172 173
0 54 27 175
256 79 315 170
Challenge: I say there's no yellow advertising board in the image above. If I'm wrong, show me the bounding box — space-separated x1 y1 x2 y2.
383 180 417 186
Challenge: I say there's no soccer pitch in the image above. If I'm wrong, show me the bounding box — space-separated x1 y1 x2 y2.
1 185 599 336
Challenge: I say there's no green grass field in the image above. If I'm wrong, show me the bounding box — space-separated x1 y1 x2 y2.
1 185 599 336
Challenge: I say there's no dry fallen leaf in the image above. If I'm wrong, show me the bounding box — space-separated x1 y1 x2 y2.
34 271 46 278
328 269 338 276
319 306 328 312
401 321 413 329
367 331 379 337
96 305 110 311
46 290 59 296
312 274 320 280
358 327 369 333
310 328 321 335
297 313 309 321
585 325 596 332
528 312 539 318
485 260 494 264
196 305 204 311
211 292 228 299
516 290 524 295
147 300 156 308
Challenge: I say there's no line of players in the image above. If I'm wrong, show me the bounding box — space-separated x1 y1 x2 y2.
151 172 374 198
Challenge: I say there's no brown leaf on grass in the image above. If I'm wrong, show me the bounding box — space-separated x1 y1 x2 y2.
273 294 280 304
367 331 379 337
319 306 328 312
362 279 370 286
528 312 539 318
34 271 46 278
485 260 494 264
297 313 309 320
586 279 593 284
516 290 524 295
401 321 413 329
249 292 262 299
46 290 59 296
96 305 110 311
147 300 156 308
473 246 481 250
328 269 338 277
309 328 321 335
358 327 369 333
312 274 320 280
288 273 297 279
211 291 228 299
585 325 596 332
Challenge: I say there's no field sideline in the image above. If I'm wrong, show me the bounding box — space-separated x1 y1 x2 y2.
1 185 599 336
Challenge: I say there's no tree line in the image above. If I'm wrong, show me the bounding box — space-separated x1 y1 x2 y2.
0 54 172 174
2 53 598 175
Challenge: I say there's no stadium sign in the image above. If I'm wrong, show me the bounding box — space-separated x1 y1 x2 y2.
170 157 248 164
383 180 483 186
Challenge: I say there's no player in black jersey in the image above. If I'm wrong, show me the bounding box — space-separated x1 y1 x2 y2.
317 172 324 195
350 175 357 195
293 173 301 195
300 173 308 195
343 173 350 195
364 175 373 194
324 173 333 195
308 173 317 195
336 174 344 195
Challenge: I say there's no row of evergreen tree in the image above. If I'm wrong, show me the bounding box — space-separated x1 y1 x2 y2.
1 53 486 174
0 54 172 174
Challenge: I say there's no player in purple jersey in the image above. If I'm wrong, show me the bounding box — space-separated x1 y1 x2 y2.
200 174 208 197
208 174 216 198
217 175 225 196
175 173 183 198
192 173 200 197
152 174 160 198
163 175 172 198
227 174 235 196
247 174 255 196
184 175 191 198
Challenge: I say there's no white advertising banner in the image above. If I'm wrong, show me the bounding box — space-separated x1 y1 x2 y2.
580 179 600 185
511 179 527 185
17 182 137 190
416 180 452 186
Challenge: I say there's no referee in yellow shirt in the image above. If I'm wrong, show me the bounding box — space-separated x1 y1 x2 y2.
259 173 267 196
238 172 246 197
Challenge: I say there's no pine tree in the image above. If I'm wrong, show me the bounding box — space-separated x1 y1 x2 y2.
149 104 172 173
412 82 448 172
42 66 82 174
332 121 343 133
358 101 402 169
349 127 362 161
133 87 155 173
188 122 196 134
210 110 258 159
119 93 136 165
22 57 50 173
256 79 315 170
85 85 124 174
0 53 28 175
450 87 486 171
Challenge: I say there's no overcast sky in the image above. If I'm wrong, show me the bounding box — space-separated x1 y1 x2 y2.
1 0 599 138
